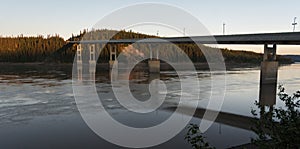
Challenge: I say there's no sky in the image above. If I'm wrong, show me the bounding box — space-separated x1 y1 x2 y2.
1 0 300 54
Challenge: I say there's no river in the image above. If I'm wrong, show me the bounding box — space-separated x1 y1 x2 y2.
0 63 299 148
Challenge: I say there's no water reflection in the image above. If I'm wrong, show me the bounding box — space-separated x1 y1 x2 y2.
77 63 83 81
0 64 299 148
259 84 277 106
183 84 278 148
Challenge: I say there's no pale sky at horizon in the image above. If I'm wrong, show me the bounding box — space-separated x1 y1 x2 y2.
1 0 300 54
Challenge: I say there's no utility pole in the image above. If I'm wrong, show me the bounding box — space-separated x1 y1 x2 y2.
223 23 226 35
292 17 297 32
183 28 186 36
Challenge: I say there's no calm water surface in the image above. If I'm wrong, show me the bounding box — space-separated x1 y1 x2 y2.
0 63 299 148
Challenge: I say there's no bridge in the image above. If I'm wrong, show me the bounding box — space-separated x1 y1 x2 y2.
72 32 300 131
72 31 300 103
70 32 300 44
72 31 300 85
71 32 300 75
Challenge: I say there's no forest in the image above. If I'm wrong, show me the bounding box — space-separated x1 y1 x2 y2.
0 29 293 64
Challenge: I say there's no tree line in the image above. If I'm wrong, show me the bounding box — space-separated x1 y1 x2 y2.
0 29 293 64
0 35 65 62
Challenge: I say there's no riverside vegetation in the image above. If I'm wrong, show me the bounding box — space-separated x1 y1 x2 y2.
185 86 300 149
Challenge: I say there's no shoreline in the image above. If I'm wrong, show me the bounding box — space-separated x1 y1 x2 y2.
0 62 292 71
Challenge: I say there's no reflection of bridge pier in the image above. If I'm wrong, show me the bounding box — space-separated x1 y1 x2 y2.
148 46 160 73
148 73 160 82
148 60 160 73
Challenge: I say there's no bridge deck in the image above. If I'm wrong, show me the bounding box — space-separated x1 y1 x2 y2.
70 32 300 45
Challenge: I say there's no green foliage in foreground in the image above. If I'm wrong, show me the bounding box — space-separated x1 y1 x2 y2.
185 124 215 149
185 86 300 149
251 85 300 148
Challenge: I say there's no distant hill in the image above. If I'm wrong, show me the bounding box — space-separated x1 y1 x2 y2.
0 29 294 65
283 55 300 62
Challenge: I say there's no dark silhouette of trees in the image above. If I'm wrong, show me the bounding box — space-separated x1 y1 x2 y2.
0 35 65 62
251 85 300 148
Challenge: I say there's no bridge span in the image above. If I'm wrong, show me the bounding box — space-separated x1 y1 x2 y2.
70 32 300 45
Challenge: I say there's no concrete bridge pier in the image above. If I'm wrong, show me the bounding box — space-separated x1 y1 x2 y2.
148 47 160 73
89 44 96 81
259 44 278 106
77 44 82 65
76 44 83 81
109 45 118 69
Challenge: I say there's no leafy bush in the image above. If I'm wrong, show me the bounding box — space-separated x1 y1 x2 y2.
251 85 300 148
185 124 215 149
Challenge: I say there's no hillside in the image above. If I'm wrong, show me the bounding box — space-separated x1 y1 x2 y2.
0 29 293 64
0 35 65 62
284 55 300 62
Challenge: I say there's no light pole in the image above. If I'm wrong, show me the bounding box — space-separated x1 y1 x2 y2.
292 17 297 32
223 23 226 35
